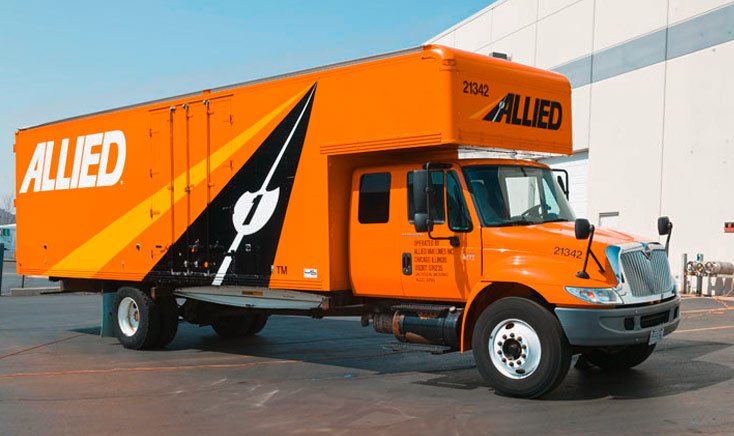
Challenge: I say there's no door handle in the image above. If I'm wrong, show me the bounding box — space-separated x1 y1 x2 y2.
402 252 412 276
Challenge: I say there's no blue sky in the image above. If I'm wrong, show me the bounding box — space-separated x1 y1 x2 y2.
0 0 493 202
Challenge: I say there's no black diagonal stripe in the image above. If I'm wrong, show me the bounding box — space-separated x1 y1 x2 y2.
145 84 317 286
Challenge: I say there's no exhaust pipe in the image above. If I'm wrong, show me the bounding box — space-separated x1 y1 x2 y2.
373 308 462 349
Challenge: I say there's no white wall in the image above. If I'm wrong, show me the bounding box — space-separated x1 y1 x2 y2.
660 39 734 276
543 152 589 219
586 63 666 240
593 0 668 51
669 0 732 23
430 0 734 286
535 0 594 69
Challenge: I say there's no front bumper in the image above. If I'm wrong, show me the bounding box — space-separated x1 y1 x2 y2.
554 296 680 346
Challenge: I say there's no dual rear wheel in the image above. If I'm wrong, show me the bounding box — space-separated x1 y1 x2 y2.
113 287 179 350
212 313 269 338
113 287 269 349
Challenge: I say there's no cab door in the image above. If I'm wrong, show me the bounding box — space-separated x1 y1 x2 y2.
400 169 482 301
349 169 405 297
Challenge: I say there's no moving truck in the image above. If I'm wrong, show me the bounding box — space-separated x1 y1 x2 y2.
14 45 680 398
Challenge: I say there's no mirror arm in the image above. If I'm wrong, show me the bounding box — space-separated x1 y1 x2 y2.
589 248 606 274
576 225 598 279
664 224 673 255
426 229 460 248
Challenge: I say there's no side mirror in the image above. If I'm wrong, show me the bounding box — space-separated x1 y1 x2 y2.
412 170 430 215
553 168 569 199
414 213 432 233
658 216 673 255
575 218 591 240
657 216 672 236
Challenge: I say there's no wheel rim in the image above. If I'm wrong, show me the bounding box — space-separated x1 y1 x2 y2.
489 318 542 379
117 297 140 337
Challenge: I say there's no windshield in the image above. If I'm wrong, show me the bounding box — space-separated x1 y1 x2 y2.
463 165 575 226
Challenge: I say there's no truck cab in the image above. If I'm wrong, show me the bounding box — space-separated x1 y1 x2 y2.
351 158 679 397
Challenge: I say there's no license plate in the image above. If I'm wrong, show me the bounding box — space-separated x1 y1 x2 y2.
649 327 664 345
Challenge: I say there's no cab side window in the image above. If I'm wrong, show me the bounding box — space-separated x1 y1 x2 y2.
359 173 391 224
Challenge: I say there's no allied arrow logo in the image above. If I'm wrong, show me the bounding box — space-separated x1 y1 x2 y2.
212 85 317 285
473 92 563 131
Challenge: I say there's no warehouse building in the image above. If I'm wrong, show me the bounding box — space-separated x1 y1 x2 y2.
430 0 734 288
0 224 15 260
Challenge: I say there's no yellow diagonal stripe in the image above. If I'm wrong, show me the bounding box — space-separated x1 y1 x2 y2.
46 84 313 276
469 94 505 120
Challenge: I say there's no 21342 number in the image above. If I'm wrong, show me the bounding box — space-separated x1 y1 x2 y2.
553 246 582 259
462 80 489 97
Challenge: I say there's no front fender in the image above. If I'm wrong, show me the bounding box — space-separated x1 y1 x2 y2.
460 281 496 352
484 251 613 305
459 253 610 352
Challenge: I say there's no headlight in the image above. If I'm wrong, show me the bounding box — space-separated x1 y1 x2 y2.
565 284 623 304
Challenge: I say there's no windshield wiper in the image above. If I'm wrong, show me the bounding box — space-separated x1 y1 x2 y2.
507 220 538 226
542 218 572 223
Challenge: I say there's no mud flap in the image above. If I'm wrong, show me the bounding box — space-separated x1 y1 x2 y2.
100 291 116 337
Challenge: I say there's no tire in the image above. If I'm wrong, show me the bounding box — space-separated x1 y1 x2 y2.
156 296 179 348
246 314 269 335
582 344 656 370
113 287 161 350
472 297 571 398
212 314 255 339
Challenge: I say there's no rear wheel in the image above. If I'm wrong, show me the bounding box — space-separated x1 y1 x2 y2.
582 344 656 370
472 297 571 398
246 314 269 335
156 296 179 348
113 287 160 350
212 313 269 338
212 314 254 338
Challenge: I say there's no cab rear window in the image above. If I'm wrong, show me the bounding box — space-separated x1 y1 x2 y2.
358 173 391 224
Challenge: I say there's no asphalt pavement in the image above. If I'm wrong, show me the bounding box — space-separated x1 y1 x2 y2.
1 293 734 435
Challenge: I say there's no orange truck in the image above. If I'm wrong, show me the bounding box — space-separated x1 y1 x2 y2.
14 45 679 398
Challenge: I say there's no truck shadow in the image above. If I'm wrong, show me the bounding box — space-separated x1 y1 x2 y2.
542 338 733 401
428 337 734 400
153 317 733 401
70 316 731 401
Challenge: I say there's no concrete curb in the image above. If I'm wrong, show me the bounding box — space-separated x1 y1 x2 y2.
8 287 61 296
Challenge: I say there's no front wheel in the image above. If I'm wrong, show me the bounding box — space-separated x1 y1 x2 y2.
582 344 656 370
472 297 571 398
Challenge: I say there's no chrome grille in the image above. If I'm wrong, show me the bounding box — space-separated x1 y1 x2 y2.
620 247 675 297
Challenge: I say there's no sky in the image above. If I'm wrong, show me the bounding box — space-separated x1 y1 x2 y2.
0 0 494 203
